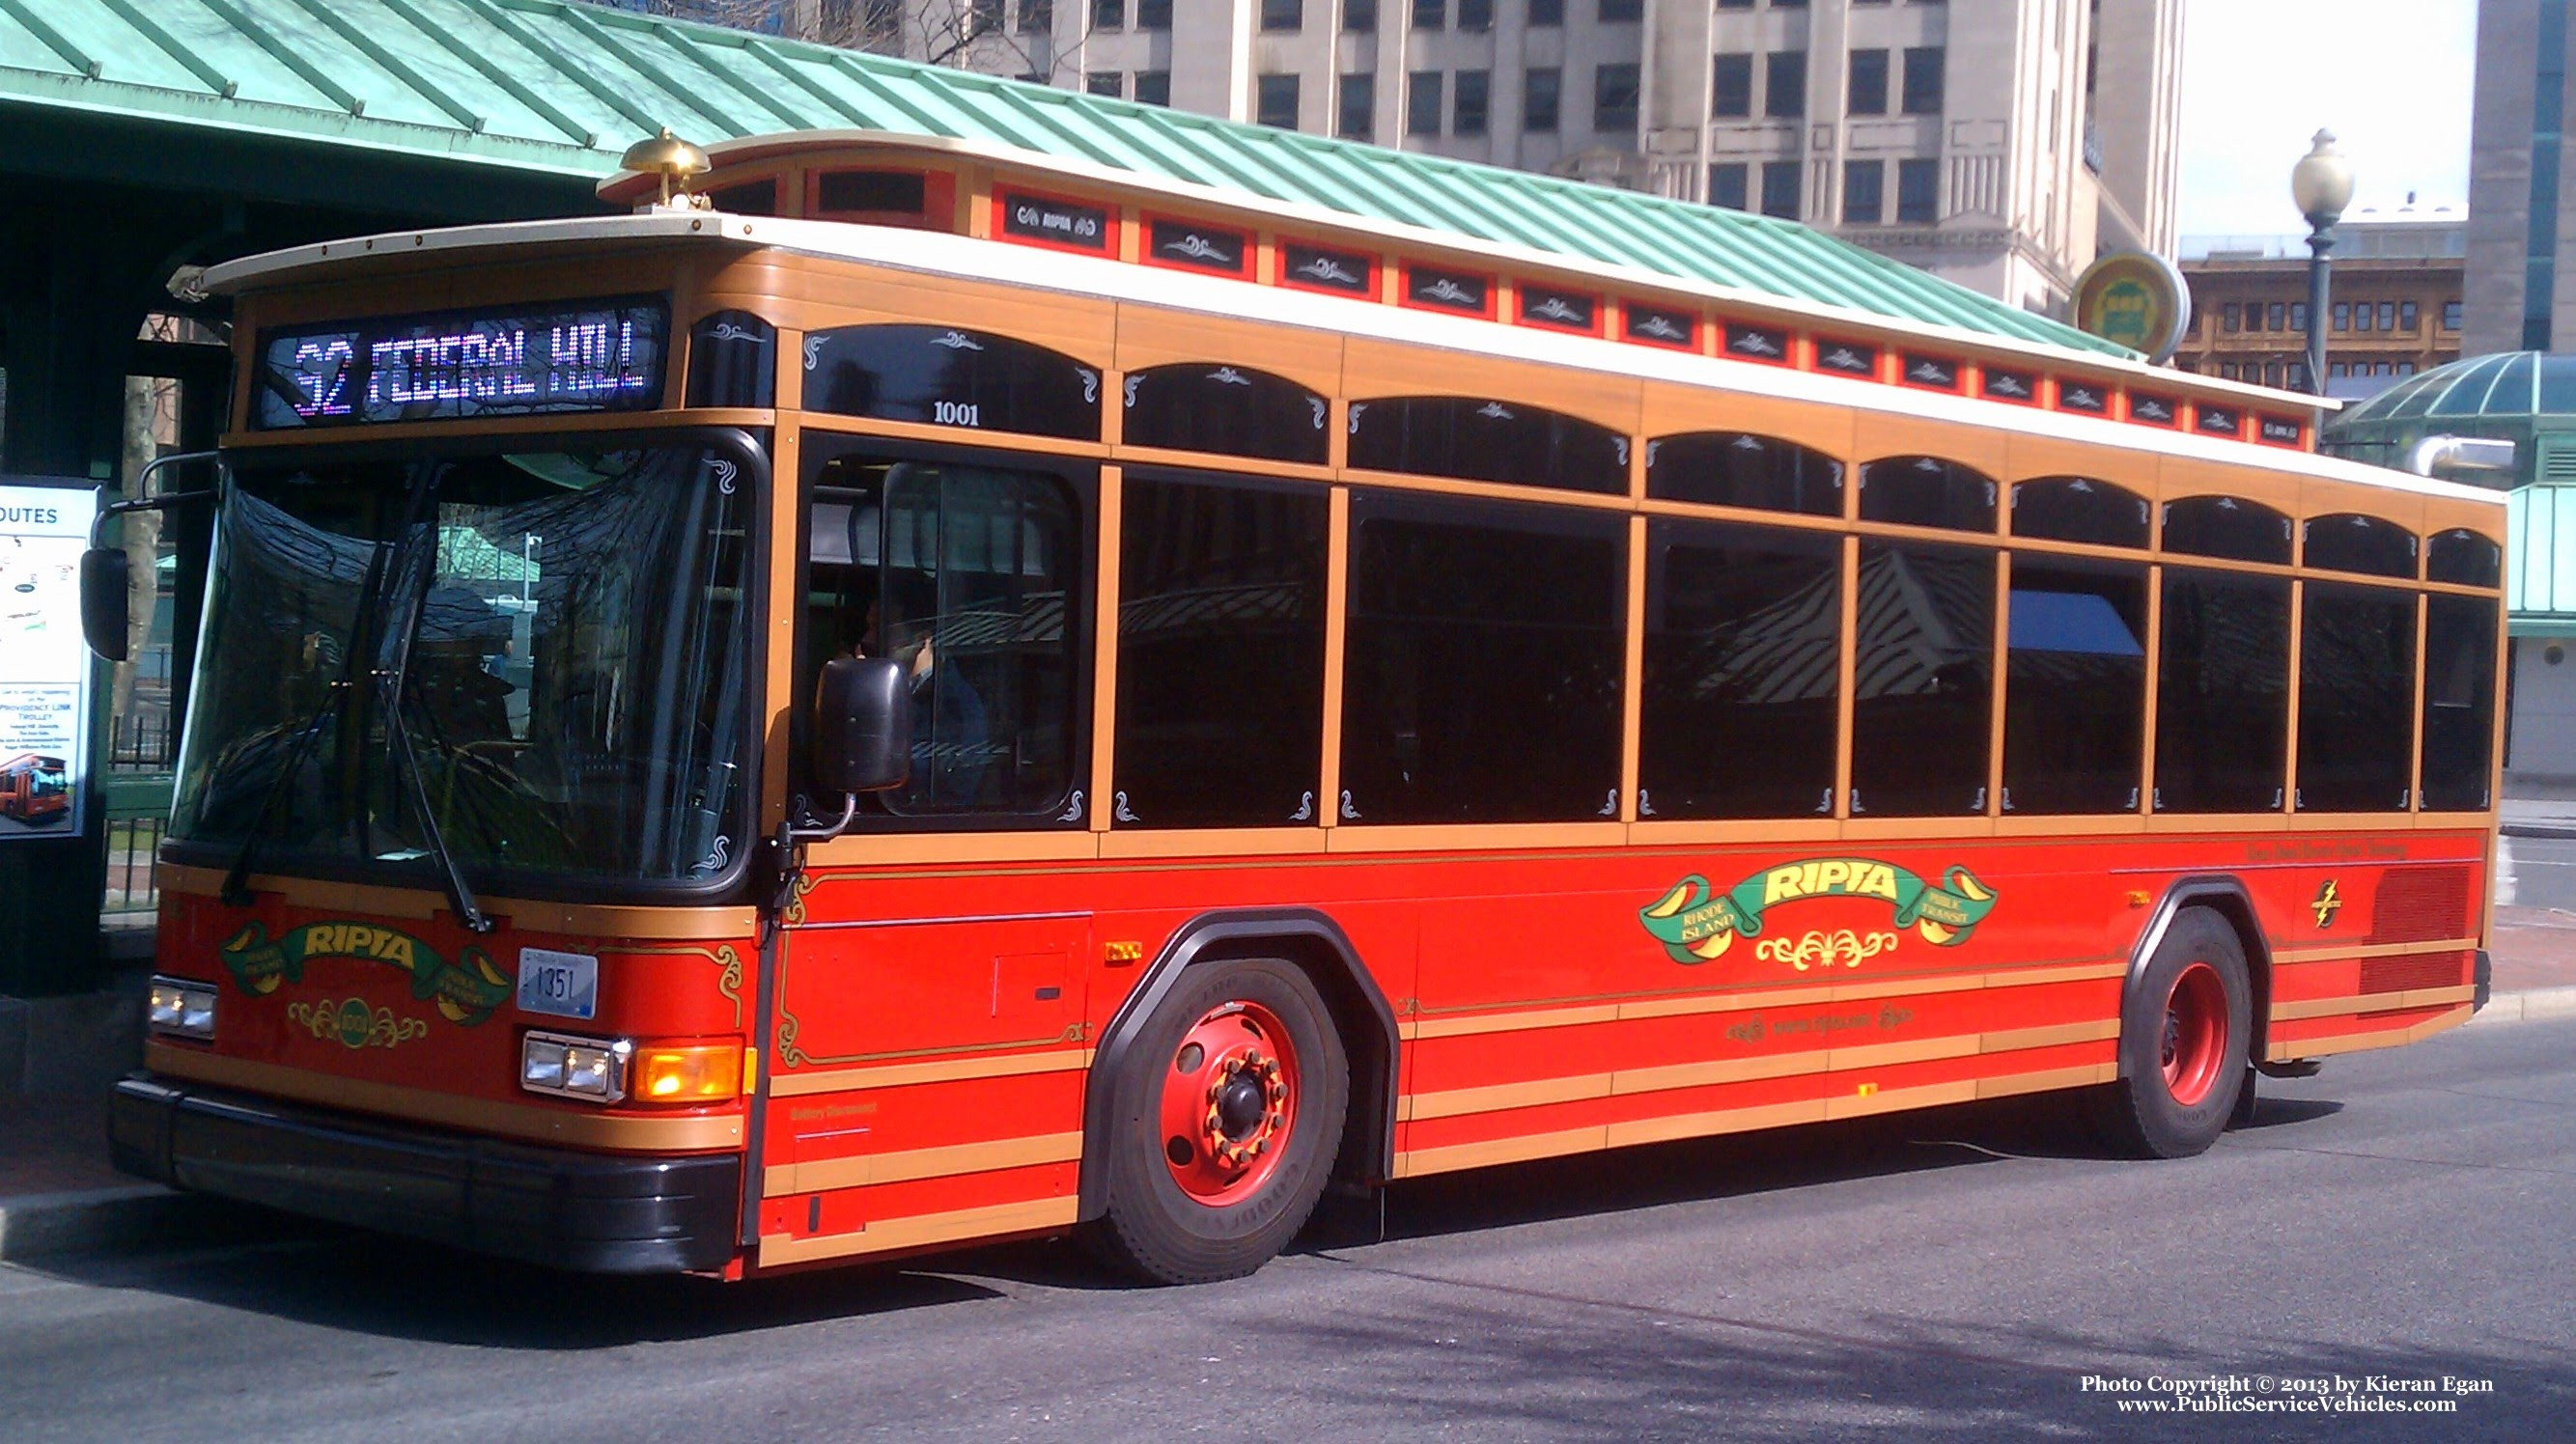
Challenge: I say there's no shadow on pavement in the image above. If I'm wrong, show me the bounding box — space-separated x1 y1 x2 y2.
15 1082 2351 1353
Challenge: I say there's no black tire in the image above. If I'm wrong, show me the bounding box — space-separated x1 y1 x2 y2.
2093 907 2253 1159
1083 957 1349 1285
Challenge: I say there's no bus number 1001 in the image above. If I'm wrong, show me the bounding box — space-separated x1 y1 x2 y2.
934 400 981 427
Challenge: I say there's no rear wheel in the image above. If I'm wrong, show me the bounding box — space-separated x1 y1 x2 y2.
2095 907 2252 1158
1085 958 1348 1284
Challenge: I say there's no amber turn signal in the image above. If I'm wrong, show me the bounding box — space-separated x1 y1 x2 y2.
630 1041 743 1103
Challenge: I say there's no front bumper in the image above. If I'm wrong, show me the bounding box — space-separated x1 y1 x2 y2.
110 1074 740 1274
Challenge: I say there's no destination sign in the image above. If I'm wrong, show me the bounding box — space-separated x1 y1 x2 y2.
256 298 668 429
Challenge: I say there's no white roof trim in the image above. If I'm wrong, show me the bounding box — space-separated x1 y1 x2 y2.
205 210 2487 509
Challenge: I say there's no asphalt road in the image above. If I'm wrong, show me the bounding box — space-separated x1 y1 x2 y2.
6 1019 2572 1443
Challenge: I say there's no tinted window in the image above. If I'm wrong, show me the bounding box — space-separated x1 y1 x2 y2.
1114 475 1328 827
1851 542 1993 816
1123 364 1329 464
1341 494 1625 822
1639 519 1841 819
2010 476 2149 548
2154 569 2289 812
2003 559 2145 814
2162 494 2291 564
1859 456 1996 532
2297 582 2416 812
686 310 775 408
1646 431 1842 515
804 325 1102 441
2426 529 2504 587
2421 595 2498 810
2304 513 2419 578
803 450 1087 821
1347 396 1627 494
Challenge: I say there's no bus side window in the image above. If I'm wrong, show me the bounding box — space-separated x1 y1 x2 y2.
803 451 1087 823
1850 540 1995 815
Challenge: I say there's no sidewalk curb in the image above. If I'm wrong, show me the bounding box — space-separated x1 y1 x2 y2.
0 1184 277 1264
2467 985 2576 1025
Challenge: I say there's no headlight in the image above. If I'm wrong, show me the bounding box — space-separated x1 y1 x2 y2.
521 1030 630 1102
147 977 218 1041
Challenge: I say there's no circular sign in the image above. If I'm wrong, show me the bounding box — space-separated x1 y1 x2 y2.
2072 251 2192 364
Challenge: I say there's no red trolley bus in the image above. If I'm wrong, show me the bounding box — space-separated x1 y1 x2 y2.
0 754 70 825
98 131 2504 1284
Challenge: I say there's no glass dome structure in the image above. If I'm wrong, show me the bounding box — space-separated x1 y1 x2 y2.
2319 351 2576 486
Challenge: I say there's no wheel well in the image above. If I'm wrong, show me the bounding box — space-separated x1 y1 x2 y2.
2129 881 2273 1068
1078 909 1399 1222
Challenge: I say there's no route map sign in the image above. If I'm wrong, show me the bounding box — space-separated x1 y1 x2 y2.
0 483 98 841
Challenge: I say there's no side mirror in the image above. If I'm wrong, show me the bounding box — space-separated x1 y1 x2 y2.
80 546 130 662
814 656 910 795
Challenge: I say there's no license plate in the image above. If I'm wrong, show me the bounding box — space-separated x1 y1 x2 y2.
516 948 599 1020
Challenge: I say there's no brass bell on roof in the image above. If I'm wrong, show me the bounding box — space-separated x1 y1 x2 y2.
622 127 711 208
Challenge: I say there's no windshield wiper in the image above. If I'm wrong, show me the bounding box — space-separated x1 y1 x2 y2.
369 468 494 935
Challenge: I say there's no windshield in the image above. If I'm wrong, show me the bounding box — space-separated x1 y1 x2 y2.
171 436 758 889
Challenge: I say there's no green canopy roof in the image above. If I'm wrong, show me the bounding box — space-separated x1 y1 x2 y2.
2321 351 2576 486
0 0 2134 359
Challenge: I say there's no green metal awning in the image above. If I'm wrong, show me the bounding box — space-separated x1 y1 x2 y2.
0 0 2135 359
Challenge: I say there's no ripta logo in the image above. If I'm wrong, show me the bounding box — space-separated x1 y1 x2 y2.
1638 858 1999 968
217 921 513 1025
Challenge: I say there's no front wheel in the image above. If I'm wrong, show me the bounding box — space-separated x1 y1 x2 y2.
1084 958 1349 1285
2094 907 2253 1158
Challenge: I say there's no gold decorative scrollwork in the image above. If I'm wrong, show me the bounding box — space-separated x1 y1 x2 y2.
621 942 749 1030
783 874 819 927
285 998 430 1050
1750 930 1901 973
773 1008 1084 1070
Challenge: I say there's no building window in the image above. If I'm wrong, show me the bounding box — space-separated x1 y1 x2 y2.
2291 302 2308 332
1414 0 1444 25
1713 53 1752 117
1843 159 1885 224
2397 361 2417 375
1710 162 1750 209
1086 70 1123 97
1019 0 1052 30
1595 63 1640 132
2334 301 2351 331
1525 67 1561 130
1454 69 1490 135
1717 0 1751 7
1409 70 1443 135
1134 70 1170 105
1346 0 1377 28
1137 0 1170 24
1901 47 1945 114
1261 0 1302 28
2287 361 2310 390
1338 74 1375 138
1849 49 1890 116
2267 302 2285 331
1766 51 1806 119
2263 362 2281 387
1600 0 1642 18
1529 0 1564 20
1460 0 1493 27
1760 160 1801 219
2222 303 2240 333
2330 362 2347 377
2443 299 2464 329
2354 303 2374 333
1092 0 1123 28
2399 300 2420 330
1896 158 1938 223
1258 73 1300 128
2378 301 2396 330
2220 362 2237 380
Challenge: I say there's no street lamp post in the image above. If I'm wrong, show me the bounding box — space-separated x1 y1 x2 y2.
2291 129 2357 397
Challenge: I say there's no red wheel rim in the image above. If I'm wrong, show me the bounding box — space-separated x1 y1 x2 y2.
1159 1000 1300 1207
2160 961 2229 1107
